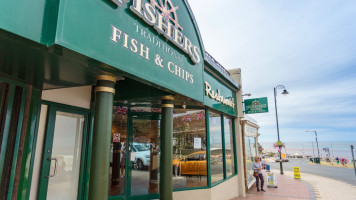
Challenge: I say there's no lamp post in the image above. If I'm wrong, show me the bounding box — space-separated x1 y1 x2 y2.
274 85 289 175
306 131 320 159
312 142 315 158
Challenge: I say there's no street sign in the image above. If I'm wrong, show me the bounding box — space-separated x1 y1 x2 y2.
266 172 278 188
293 167 301 179
244 97 268 114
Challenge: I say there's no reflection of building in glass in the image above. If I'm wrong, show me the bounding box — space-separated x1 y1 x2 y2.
172 109 208 189
241 115 260 190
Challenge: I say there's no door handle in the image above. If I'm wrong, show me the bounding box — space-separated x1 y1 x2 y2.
46 158 58 178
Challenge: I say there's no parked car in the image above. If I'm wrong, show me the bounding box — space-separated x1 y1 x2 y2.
110 142 151 170
132 142 151 170
173 151 207 176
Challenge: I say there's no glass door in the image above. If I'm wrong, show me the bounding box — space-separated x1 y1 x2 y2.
37 105 89 200
127 114 160 200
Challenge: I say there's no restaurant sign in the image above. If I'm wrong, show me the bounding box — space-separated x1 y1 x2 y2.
244 97 268 114
203 71 237 116
54 0 204 101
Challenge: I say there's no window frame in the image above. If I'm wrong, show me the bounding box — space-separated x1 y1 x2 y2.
208 110 238 187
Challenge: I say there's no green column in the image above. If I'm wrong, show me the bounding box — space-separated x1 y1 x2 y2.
160 96 174 200
88 75 116 200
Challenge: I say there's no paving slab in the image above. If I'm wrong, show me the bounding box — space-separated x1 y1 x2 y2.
232 171 311 200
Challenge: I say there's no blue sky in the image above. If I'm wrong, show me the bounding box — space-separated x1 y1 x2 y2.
188 0 356 142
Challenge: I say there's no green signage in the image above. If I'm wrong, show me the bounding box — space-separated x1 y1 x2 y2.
54 0 204 102
203 71 237 117
244 97 268 114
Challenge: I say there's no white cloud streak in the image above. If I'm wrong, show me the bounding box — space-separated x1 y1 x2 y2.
188 0 356 142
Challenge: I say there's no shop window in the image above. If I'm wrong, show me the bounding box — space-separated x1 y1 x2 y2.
172 109 207 190
224 116 235 177
209 111 224 184
245 136 256 186
109 106 128 196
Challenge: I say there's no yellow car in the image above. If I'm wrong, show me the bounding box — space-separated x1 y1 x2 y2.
173 151 207 176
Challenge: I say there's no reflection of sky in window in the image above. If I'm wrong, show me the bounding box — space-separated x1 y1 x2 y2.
224 117 232 150
173 110 203 118
52 112 84 155
209 114 222 148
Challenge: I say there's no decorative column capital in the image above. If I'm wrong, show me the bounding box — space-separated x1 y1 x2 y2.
96 75 117 83
95 75 116 94
161 96 174 108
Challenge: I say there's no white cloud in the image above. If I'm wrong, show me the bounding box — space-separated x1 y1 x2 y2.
188 0 356 142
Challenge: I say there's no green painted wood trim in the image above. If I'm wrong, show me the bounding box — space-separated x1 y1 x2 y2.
108 195 125 200
0 77 27 87
159 98 173 200
173 186 209 192
40 0 60 46
41 100 90 113
0 85 5 117
0 84 15 186
19 88 41 200
125 114 133 197
129 193 160 200
205 109 212 188
37 105 56 199
83 113 94 200
7 87 27 200
232 119 238 174
77 111 91 200
221 115 226 180
36 103 91 200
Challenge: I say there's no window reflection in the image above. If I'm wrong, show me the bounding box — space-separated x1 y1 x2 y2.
224 117 235 177
109 106 128 196
47 112 84 200
209 111 224 184
172 109 207 189
130 118 160 196
245 136 256 186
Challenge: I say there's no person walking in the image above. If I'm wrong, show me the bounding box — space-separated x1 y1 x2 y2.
252 156 265 192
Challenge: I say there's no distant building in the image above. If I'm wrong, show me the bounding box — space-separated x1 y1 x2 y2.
229 69 260 191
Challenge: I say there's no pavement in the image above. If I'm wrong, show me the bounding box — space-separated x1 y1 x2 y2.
233 159 356 200
268 159 356 186
277 169 356 200
232 170 312 200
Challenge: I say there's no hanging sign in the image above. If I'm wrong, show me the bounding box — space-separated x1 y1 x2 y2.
293 167 301 179
244 97 269 114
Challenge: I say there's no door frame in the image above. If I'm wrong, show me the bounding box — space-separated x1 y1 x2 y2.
125 112 161 200
37 101 91 200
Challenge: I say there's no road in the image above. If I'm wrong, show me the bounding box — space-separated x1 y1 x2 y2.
268 158 356 186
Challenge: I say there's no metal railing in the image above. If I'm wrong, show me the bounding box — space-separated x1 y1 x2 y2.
205 51 230 76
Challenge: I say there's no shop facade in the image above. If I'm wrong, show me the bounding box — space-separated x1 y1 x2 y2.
0 0 245 200
241 116 260 190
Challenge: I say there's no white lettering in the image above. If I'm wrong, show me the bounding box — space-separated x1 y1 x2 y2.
205 82 235 108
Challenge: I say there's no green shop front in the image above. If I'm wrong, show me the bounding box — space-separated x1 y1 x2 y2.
0 0 242 199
